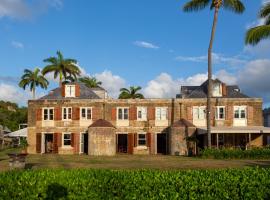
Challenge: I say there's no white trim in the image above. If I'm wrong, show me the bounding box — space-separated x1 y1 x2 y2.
62 132 72 148
216 106 225 120
117 107 129 120
80 107 92 120
137 132 147 147
65 85 76 97
62 107 72 121
155 107 168 121
42 107 54 121
137 107 147 121
79 132 88 154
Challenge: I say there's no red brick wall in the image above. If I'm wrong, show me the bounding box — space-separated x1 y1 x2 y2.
147 107 155 120
36 109 42 121
129 106 137 120
75 84 80 97
111 108 116 121
72 107 80 120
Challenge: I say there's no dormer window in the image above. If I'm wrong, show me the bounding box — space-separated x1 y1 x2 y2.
65 85 75 97
212 83 222 97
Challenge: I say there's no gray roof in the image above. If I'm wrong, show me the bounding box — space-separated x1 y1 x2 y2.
39 83 103 100
180 79 249 99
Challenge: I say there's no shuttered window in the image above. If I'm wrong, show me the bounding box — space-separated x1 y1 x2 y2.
43 108 54 121
62 107 72 120
155 107 168 120
137 107 147 121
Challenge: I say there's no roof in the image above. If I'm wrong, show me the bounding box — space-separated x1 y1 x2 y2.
39 83 103 100
180 79 249 99
172 119 196 128
89 119 115 128
7 128 27 137
197 126 270 134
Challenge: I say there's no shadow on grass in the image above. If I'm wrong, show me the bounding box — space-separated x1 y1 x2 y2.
44 183 68 200
244 160 270 168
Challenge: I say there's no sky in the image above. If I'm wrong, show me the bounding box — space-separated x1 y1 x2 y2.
0 0 270 107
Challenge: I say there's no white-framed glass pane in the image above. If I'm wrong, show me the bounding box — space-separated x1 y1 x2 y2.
124 108 128 120
49 109 54 120
81 108 86 118
63 133 71 146
193 108 199 120
118 108 123 120
87 108 92 119
44 109 48 120
156 108 161 120
138 134 146 146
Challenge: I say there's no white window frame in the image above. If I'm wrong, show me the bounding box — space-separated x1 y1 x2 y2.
65 85 76 97
193 106 206 120
137 107 147 121
117 107 129 120
137 132 147 146
234 106 247 119
62 133 71 147
216 106 225 120
62 107 72 121
43 108 54 121
212 83 222 97
80 107 92 120
155 107 168 121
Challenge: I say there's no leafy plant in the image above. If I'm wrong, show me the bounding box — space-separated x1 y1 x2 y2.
20 138 28 150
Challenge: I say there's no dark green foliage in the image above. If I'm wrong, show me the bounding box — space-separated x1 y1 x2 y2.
0 168 270 199
0 101 27 132
201 148 270 159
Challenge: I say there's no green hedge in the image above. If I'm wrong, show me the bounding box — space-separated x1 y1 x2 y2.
201 148 270 159
1 168 270 199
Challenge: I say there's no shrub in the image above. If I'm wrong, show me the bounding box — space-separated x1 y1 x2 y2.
0 168 270 199
201 148 270 159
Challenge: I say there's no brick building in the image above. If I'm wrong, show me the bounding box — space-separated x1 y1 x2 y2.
27 80 270 156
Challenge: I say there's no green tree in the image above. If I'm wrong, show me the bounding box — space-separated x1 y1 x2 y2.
19 68 49 99
118 86 144 99
79 76 102 88
246 2 270 45
42 51 81 87
183 0 245 147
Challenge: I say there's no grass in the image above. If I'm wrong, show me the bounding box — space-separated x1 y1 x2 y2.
1 148 270 171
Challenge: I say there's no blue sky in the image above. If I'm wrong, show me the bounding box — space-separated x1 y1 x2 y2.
0 0 270 106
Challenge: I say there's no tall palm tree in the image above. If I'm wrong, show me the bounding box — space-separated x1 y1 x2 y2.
183 0 245 147
42 51 81 87
246 2 270 45
79 76 102 88
118 86 144 99
19 68 49 99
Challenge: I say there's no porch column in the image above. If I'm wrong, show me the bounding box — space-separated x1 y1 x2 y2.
216 133 219 149
248 133 251 149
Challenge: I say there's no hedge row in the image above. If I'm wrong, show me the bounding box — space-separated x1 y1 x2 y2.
1 168 270 199
201 148 270 159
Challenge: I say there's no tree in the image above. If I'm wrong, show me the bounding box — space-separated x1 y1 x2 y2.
79 76 102 88
246 2 270 45
118 86 144 99
42 51 81 87
183 0 245 147
19 68 49 99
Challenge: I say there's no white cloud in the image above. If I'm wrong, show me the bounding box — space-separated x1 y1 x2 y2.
244 39 270 58
94 70 126 98
11 41 24 49
175 52 248 67
133 41 159 49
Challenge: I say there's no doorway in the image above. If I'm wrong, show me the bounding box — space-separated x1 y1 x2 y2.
80 133 88 154
117 134 128 153
44 133 53 154
157 133 167 155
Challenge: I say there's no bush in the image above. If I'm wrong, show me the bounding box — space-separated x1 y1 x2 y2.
1 168 270 199
201 148 270 159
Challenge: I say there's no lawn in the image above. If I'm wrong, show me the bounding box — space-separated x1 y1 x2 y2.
1 148 270 171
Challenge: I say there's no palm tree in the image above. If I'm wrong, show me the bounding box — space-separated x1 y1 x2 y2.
79 76 102 88
183 0 245 147
19 68 49 99
42 51 81 87
118 86 144 99
246 3 270 45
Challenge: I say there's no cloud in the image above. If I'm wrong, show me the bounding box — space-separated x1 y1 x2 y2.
175 52 248 67
94 70 127 98
0 0 63 20
133 41 159 49
244 39 270 58
11 41 24 49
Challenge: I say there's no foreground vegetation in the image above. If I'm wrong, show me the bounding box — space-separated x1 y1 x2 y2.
0 168 269 199
201 147 270 159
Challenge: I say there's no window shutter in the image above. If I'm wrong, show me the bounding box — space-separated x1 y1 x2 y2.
36 133 41 153
128 133 134 154
72 108 80 120
226 106 233 120
75 84 80 97
57 133 62 147
61 84 65 97
134 133 137 147
54 107 61 120
53 133 58 153
36 109 42 121
71 133 75 147
222 83 227 96
147 132 151 148
111 108 116 120
129 106 137 120
147 107 155 120
92 107 99 121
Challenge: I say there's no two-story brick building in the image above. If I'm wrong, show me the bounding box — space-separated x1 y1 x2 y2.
27 79 270 156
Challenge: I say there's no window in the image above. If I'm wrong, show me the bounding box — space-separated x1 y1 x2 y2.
137 107 147 121
117 108 129 120
65 85 75 97
63 133 71 146
62 107 72 120
138 133 146 146
155 107 168 120
43 108 54 120
80 107 92 120
234 106 246 119
193 107 206 120
216 106 225 120
213 83 222 97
